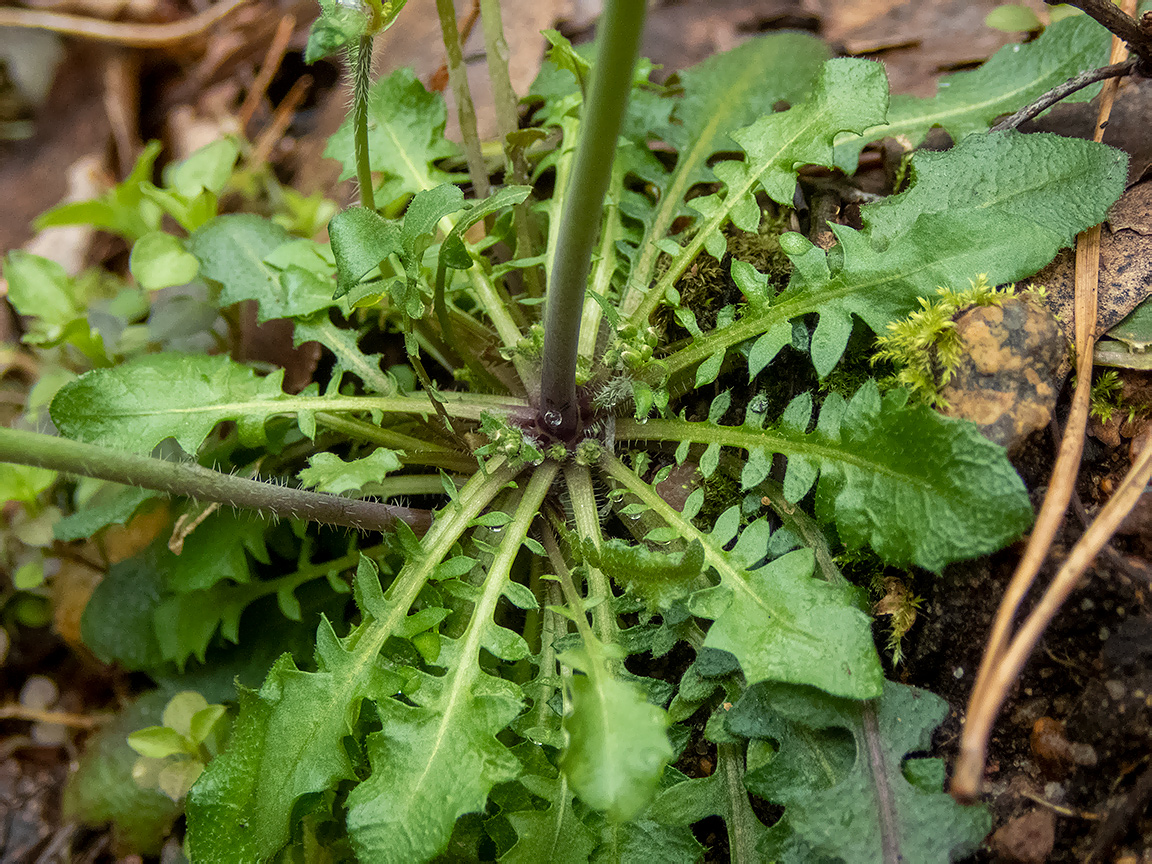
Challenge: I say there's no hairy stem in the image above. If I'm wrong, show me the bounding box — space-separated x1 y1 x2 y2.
0 427 432 534
351 34 376 210
539 0 646 437
434 0 490 197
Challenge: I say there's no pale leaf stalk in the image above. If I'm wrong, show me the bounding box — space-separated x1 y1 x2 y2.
529 580 564 730
457 462 558 678
478 0 519 153
718 742 762 864
542 115 579 283
540 521 598 649
577 156 626 362
540 0 646 436
434 0 490 197
312 413 482 475
563 464 618 648
305 316 396 394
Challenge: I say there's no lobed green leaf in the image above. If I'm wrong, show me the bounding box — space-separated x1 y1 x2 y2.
833 15 1111 170
583 537 705 610
189 214 336 322
600 455 882 699
51 353 289 454
729 680 991 862
667 59 888 278
620 32 829 310
298 449 403 495
663 130 1127 382
346 464 554 861
559 636 673 822
619 381 1034 572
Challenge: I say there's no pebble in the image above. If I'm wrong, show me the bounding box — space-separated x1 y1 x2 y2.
989 809 1056 864
940 297 1064 453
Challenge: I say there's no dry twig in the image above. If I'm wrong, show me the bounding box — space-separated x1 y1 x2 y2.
0 704 111 728
237 13 296 132
250 73 312 166
1047 0 1152 66
0 0 248 47
991 58 1139 132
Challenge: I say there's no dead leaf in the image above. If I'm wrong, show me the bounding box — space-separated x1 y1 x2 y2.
806 0 1037 97
1108 179 1152 234
51 556 103 647
102 499 170 564
1024 184 1152 358
639 0 812 76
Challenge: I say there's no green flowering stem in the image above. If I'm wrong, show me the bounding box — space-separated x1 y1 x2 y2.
478 0 542 295
0 427 432 534
434 0 489 197
352 34 376 210
539 0 646 437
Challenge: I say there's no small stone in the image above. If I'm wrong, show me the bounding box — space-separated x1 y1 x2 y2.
989 809 1056 864
1031 717 1075 776
940 297 1064 452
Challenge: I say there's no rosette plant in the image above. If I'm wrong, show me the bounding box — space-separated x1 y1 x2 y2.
0 1 1129 860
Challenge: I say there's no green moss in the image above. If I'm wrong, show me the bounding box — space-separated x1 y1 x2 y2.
819 322 884 401
725 207 793 284
656 205 794 338
1087 369 1151 425
697 468 743 527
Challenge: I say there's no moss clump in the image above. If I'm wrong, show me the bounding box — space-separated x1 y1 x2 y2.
872 573 923 667
656 206 794 337
696 467 743 527
1088 369 1151 425
725 207 794 284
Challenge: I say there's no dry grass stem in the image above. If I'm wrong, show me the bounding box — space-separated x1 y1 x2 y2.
238 14 297 131
954 1 1136 800
0 0 248 47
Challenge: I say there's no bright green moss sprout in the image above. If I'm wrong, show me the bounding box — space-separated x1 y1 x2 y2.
1088 369 1148 425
